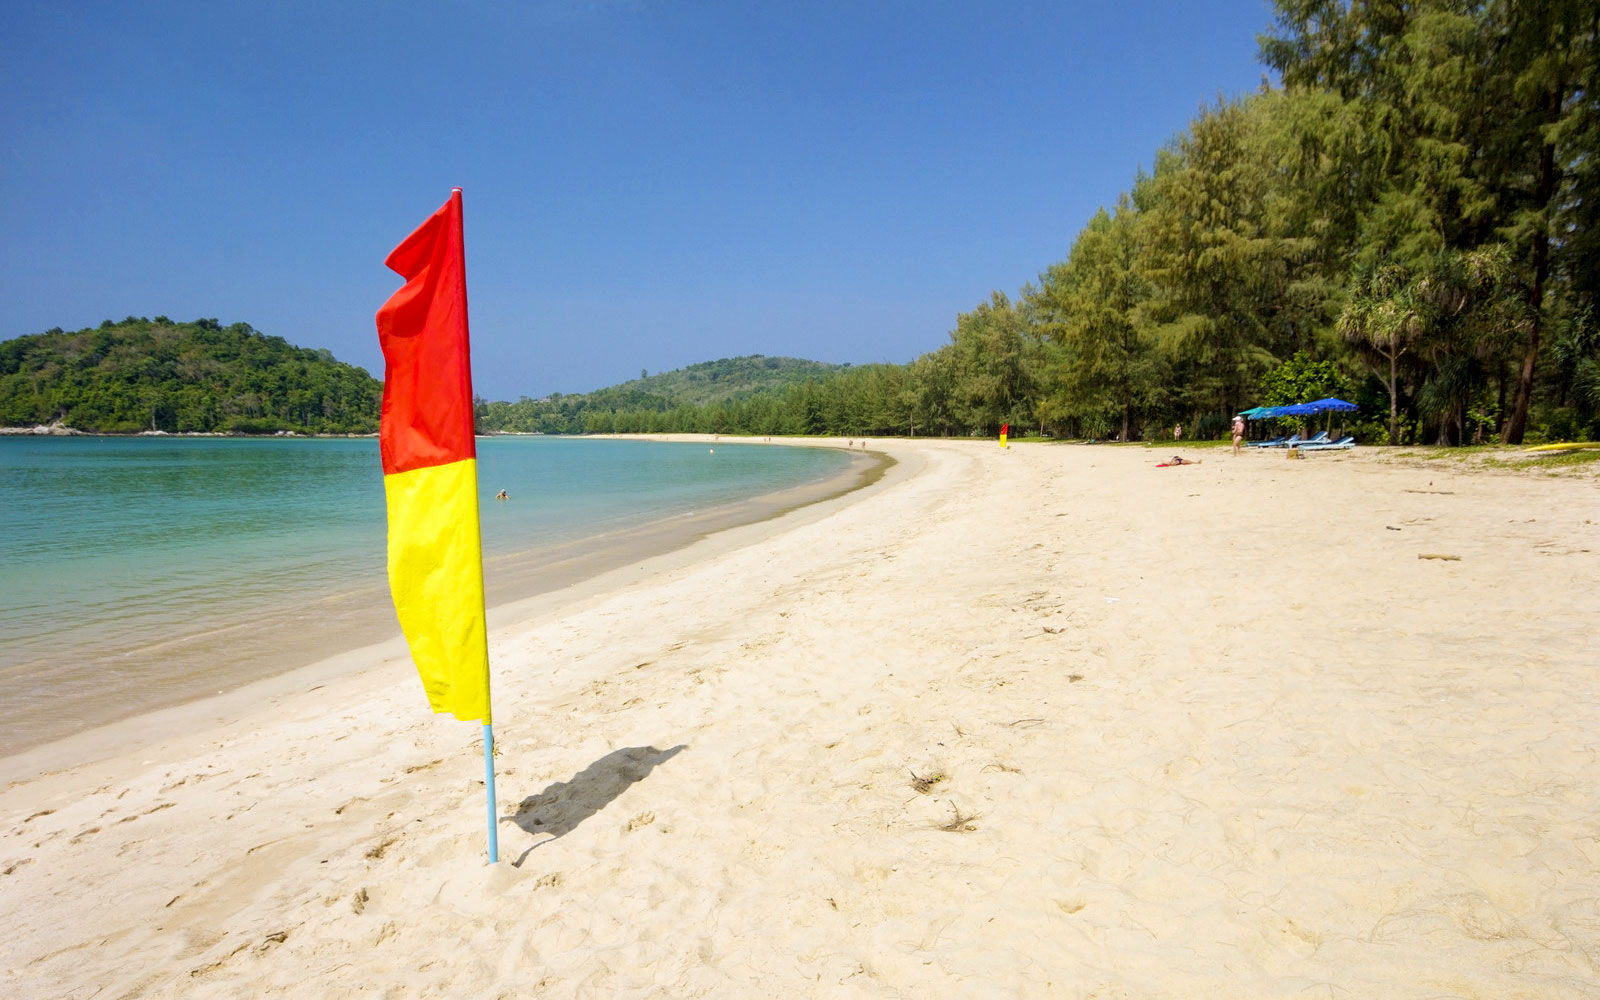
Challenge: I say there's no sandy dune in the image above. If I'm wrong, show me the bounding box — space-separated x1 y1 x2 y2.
3 438 1597 999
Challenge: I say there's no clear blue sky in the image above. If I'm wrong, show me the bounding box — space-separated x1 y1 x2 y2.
1 1 1276 401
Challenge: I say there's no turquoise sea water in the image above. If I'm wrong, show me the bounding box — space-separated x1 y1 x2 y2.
0 435 851 754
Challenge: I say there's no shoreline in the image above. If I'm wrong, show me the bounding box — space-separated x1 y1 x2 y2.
0 436 899 784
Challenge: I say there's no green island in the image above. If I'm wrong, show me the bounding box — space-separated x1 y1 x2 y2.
0 317 381 435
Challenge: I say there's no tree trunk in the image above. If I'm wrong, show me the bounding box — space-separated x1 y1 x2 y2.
1121 404 1131 442
1501 84 1561 445
1387 350 1399 446
1502 309 1541 444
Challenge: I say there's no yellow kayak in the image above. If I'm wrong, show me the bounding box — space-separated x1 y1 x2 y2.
1525 441 1600 452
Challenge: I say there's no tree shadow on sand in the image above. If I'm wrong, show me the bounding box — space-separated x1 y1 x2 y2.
505 744 686 866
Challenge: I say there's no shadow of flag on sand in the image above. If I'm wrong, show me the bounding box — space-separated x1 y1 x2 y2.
506 745 686 865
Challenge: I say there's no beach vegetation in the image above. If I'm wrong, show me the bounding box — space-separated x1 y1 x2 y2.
1489 448 1600 469
1258 353 1351 410
937 802 980 833
15 5 1596 448
475 355 845 435
0 317 380 434
492 0 1598 447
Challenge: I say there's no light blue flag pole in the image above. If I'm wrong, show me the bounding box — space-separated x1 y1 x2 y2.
484 723 498 863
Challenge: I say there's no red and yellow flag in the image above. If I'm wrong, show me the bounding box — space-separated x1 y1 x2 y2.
376 189 491 723
1000 422 1009 448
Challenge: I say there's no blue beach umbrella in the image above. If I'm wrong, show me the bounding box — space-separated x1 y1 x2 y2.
1249 400 1357 418
1306 397 1358 413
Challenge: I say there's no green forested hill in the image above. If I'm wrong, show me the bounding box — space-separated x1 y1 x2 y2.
475 355 845 434
0 317 381 434
611 356 843 406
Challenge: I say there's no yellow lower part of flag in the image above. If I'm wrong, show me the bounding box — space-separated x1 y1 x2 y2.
384 458 491 723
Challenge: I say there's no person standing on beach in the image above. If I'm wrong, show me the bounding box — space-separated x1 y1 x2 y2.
1173 423 1183 442
1231 414 1245 456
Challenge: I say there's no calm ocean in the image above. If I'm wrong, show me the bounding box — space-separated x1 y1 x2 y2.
0 435 853 755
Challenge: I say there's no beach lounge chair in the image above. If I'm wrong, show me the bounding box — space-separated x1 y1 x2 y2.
1287 431 1331 448
1247 435 1286 448
1299 435 1356 451
1272 434 1303 449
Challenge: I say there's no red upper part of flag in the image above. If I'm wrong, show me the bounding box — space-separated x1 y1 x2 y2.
1001 422 1009 435
377 190 476 476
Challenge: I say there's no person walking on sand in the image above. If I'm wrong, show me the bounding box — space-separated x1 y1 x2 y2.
1231 414 1245 456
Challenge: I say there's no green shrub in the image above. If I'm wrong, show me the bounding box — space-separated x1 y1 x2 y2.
1528 405 1594 444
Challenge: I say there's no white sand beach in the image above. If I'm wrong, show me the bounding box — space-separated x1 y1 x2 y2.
3 437 1597 999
